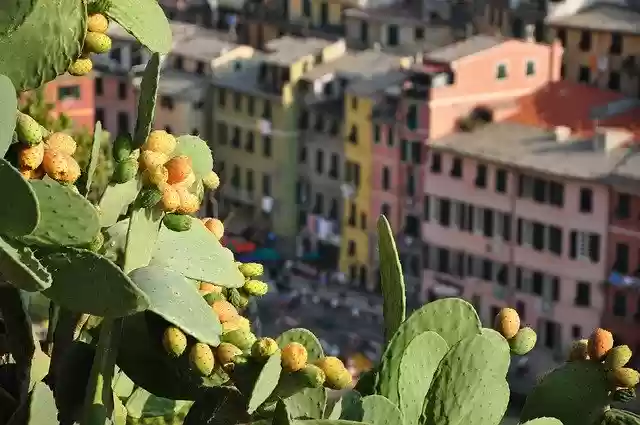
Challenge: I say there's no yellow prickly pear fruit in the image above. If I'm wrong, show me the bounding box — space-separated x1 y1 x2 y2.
243 279 269 297
188 343 215 377
238 263 264 278
84 32 112 54
608 367 640 389
315 357 351 390
87 13 109 33
300 364 326 388
140 150 168 170
604 345 633 371
222 316 250 334
162 326 187 358
222 329 256 350
211 300 239 323
19 166 44 180
143 130 177 155
175 186 200 215
568 339 590 361
588 328 614 361
45 132 77 156
18 142 44 170
165 155 193 185
203 171 220 190
216 342 243 364
199 282 222 295
16 112 42 146
251 337 279 359
159 184 180 212
68 57 93 76
42 149 78 183
202 218 224 240
493 307 520 340
281 342 308 372
142 165 169 186
508 327 537 356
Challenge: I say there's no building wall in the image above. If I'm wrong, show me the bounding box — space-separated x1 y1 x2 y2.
45 74 96 132
94 74 138 136
154 99 206 136
344 16 434 49
288 0 345 27
370 121 402 233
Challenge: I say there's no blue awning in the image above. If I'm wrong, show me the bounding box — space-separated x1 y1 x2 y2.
608 271 640 287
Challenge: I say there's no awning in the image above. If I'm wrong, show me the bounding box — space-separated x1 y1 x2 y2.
236 248 281 263
223 237 256 254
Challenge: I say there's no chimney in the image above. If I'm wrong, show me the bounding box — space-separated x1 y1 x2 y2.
553 126 571 143
549 38 564 82
593 127 633 152
524 24 535 42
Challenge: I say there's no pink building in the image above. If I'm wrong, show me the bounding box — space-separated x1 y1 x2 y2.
39 74 96 132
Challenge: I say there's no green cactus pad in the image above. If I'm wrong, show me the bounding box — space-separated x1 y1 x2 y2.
182 387 250 425
53 341 96 423
361 395 404 425
354 369 377 397
20 179 100 247
520 361 611 425
29 343 50 392
377 215 406 343
292 420 370 425
133 53 160 149
248 350 283 414
601 408 640 425
325 392 343 420
0 0 86 91
173 136 214 179
40 248 149 317
0 236 51 291
0 158 39 237
23 381 60 425
123 205 163 273
0 75 17 156
480 328 511 376
421 333 510 425
274 400 294 425
283 386 327 420
98 178 142 227
128 265 221 346
339 391 363 421
112 370 135 399
520 419 564 425
377 298 481 404
125 387 193 420
84 121 105 196
398 331 448 425
276 328 325 362
152 220 244 288
106 0 172 54
0 1 36 36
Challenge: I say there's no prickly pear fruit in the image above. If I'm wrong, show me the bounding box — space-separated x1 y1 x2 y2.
494 307 520 340
607 367 640 389
203 171 220 190
140 150 168 170
222 329 256 351
86 231 104 253
202 218 224 240
227 288 249 310
84 32 112 54
175 186 200 215
212 300 239 323
159 184 180 212
216 343 243 364
20 166 44 180
18 143 44 170
588 328 614 361
16 112 42 146
68 58 93 76
136 187 163 208
316 357 351 390
112 158 139 184
568 339 590 361
163 213 192 232
281 342 308 372
222 316 250 334
165 155 193 185
203 292 225 306
613 387 636 403
605 345 633 371
300 364 326 388
162 326 187 358
251 337 279 359
508 327 537 356
45 132 77 156
87 13 109 33
239 262 264 278
199 282 222 295
243 279 268 296
179 171 197 190
143 130 177 156
113 134 133 162
42 150 73 182
188 343 215 377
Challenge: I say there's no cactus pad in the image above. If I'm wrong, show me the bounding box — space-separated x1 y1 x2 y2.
0 75 17 156
182 386 250 425
172 136 214 179
398 331 448 425
520 419 564 425
282 386 327 420
248 350 284 414
0 158 39 237
23 381 60 425
520 361 611 425
277 328 324 362
325 392 343 420
128 265 221 345
361 395 404 425
124 387 193 420
83 121 105 196
377 298 481 404
601 408 640 425
152 219 244 288
480 328 511 376
274 400 294 425
339 391 363 421
20 179 100 247
123 205 163 272
133 53 160 149
106 0 172 54
377 215 406 343
98 178 142 227
0 236 51 291
41 248 149 317
292 420 369 425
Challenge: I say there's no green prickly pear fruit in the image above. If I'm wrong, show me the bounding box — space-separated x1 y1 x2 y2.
216 342 243 365
568 339 590 361
607 367 640 389
203 170 220 190
251 337 278 359
315 357 351 390
300 364 326 388
508 327 537 356
203 291 225 305
227 288 249 310
588 328 614 361
163 213 192 232
84 31 112 54
113 134 133 162
221 329 256 351
613 387 636 403
188 342 215 377
162 326 187 358
112 158 138 183
222 316 250 334
605 345 633 371
281 342 308 372
136 187 163 208
16 112 43 146
493 307 520 340
211 300 239 323
243 279 268 296
238 262 264 278
86 231 104 253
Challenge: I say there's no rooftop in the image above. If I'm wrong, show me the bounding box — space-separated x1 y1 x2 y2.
346 68 408 96
171 25 239 61
546 3 640 34
424 34 505 63
301 50 407 81
155 71 208 102
263 37 336 66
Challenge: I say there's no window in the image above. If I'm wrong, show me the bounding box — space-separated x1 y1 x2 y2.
58 85 81 101
475 164 487 188
578 65 591 83
245 132 255 153
525 60 536 76
430 152 441 173
387 24 399 46
117 112 129 134
350 97 358 110
196 61 206 75
298 146 307 163
348 240 356 257
247 97 255 116
614 243 629 274
262 101 272 120
548 226 562 255
613 292 626 317
610 33 623 55
575 281 591 307
302 0 311 17
360 212 367 230
246 169 254 193
400 140 409 162
348 125 358 144
95 77 103 96
495 63 508 80
414 27 425 40
160 96 174 110
381 203 391 217
329 154 339 179
313 193 324 215
579 31 592 51
569 231 601 263
348 203 356 226
616 193 631 219
373 125 381 144
216 123 227 144
359 21 369 43
262 136 272 157
608 72 621 91
579 187 593 213
262 174 271 196
231 127 241 148
328 198 338 220
95 108 104 125
315 149 324 174
382 166 390 190
233 93 242 111
231 166 241 188
406 104 418 130
174 56 184 70
450 157 462 178
495 169 507 193
218 89 226 107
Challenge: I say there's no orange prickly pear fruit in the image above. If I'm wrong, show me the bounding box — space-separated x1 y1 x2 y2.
42 149 70 182
216 343 243 364
588 328 614 361
19 167 44 180
175 187 200 215
87 13 109 33
211 300 239 323
18 142 45 170
165 155 193 185
199 282 222 295
202 218 224 240
222 316 250 334
188 343 215 377
45 132 77 156
63 156 82 184
281 342 308 372
493 307 520 340
143 130 176 155
568 339 590 361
